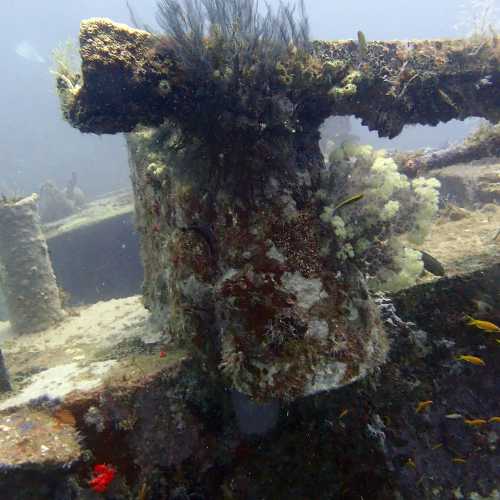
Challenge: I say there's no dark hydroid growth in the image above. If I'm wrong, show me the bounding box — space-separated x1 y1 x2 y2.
156 0 310 73
152 0 318 194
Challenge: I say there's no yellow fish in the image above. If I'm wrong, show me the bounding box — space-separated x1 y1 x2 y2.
445 413 463 420
464 418 488 427
416 400 433 413
488 417 500 424
338 409 349 419
452 458 467 464
496 339 500 345
138 482 148 500
405 458 416 469
333 193 364 212
456 355 485 366
465 316 500 333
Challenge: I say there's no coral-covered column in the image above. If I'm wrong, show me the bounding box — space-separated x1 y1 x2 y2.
128 126 389 401
59 8 490 401
0 195 65 334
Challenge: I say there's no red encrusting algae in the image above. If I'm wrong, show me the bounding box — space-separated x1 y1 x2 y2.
89 464 116 493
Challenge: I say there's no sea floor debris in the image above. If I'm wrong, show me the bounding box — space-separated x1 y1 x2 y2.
0 408 80 470
0 296 166 412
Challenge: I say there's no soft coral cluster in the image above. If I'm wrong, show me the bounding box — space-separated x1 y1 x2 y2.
319 142 441 292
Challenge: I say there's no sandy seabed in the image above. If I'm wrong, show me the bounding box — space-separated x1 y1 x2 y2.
0 296 162 411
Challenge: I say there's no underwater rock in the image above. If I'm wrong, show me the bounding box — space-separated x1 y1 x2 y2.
38 174 87 224
432 161 500 208
0 408 80 471
39 181 75 223
438 203 471 221
64 172 86 210
0 408 81 500
0 194 65 334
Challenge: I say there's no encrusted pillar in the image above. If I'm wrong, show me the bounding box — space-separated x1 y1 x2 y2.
55 15 500 402
0 194 65 334
0 349 11 393
128 126 389 401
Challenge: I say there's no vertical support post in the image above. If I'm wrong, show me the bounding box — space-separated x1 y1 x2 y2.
0 194 65 334
0 349 11 393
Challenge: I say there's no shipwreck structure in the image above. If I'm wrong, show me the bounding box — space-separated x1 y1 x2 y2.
0 3 494 498
395 122 500 176
0 194 65 334
53 8 500 401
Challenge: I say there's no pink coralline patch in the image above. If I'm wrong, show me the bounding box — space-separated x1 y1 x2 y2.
89 464 116 493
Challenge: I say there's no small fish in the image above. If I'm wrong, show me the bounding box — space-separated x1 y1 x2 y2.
405 457 416 469
339 409 349 419
465 316 500 333
431 443 443 450
138 481 148 500
15 40 45 63
464 418 487 427
456 355 485 366
445 413 463 420
416 400 433 413
420 250 446 276
333 193 364 212
496 339 500 345
452 458 467 464
476 75 493 88
488 417 500 424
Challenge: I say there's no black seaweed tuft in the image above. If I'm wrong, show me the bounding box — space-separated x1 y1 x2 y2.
156 0 310 73
153 0 316 198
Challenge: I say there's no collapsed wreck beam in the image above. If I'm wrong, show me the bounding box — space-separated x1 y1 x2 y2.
63 18 500 137
395 123 500 176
